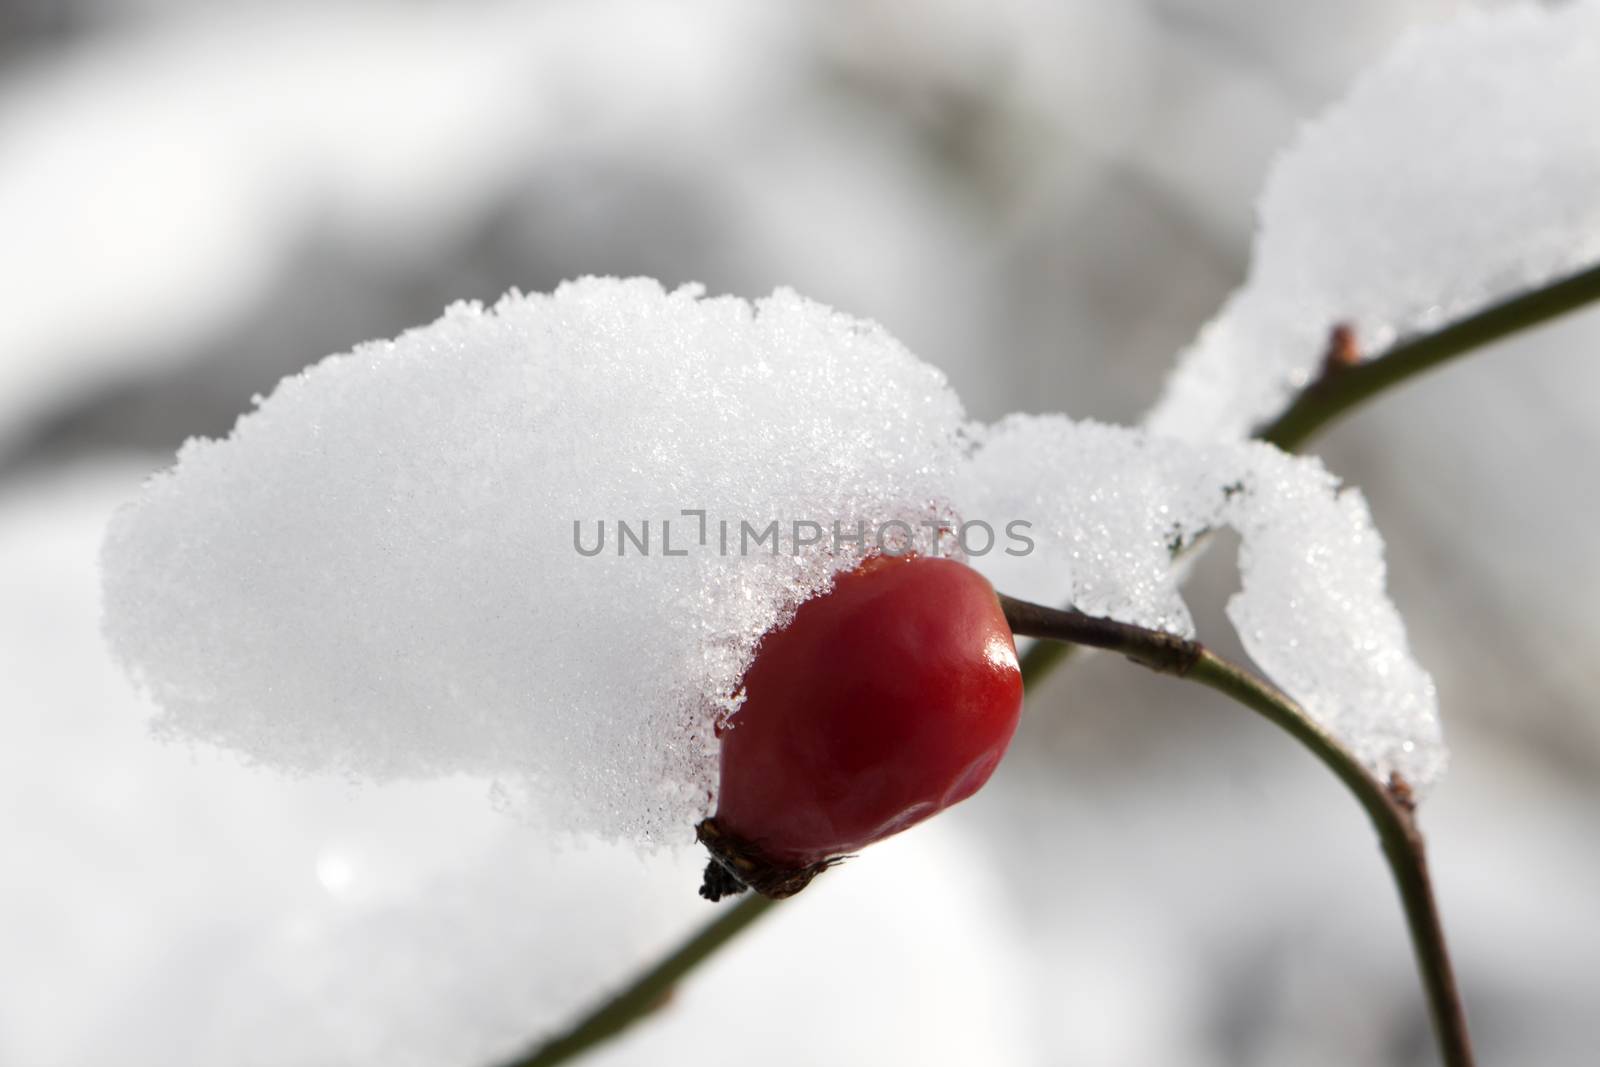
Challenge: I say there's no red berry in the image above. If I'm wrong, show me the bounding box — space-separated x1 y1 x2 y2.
697 554 1023 899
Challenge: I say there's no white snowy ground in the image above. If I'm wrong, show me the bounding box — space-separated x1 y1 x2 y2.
4 1 1600 1065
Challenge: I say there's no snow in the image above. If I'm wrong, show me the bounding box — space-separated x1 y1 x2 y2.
1146 1 1600 442
103 277 1443 824
0 465 700 1065
959 415 1442 789
101 279 968 845
3 463 1033 1067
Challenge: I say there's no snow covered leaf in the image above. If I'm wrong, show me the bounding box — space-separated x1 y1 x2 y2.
1147 2 1600 442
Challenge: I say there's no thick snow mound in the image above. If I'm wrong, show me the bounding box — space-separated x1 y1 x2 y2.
960 415 1442 788
102 278 968 844
1147 3 1600 441
104 278 1445 841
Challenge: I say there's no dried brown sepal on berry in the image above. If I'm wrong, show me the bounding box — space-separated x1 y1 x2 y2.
695 818 842 901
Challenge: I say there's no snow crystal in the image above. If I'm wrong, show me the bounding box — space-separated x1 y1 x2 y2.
101 278 967 844
1147 2 1600 442
0 466 694 1066
957 415 1443 790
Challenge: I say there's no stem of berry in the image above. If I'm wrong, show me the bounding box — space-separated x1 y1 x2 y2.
998 593 1474 1067
495 894 778 1067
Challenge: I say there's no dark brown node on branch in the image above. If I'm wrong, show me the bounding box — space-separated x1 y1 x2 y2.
1387 772 1418 813
1321 322 1362 376
1124 632 1204 677
696 817 840 901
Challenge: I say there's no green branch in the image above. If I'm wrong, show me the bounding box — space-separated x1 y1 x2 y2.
497 894 777 1067
999 594 1474 1067
1018 633 1075 688
1261 260 1600 451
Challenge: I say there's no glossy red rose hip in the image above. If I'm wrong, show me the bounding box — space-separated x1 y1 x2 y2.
698 554 1023 899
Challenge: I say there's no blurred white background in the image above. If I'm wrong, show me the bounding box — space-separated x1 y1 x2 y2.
3 1 1597 1064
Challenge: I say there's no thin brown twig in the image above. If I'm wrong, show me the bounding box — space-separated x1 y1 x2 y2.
999 593 1474 1067
495 894 778 1067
